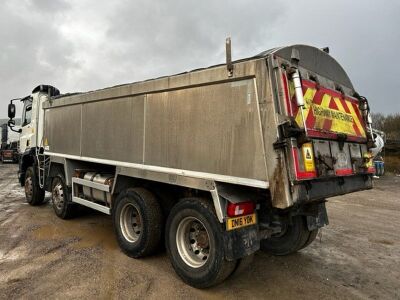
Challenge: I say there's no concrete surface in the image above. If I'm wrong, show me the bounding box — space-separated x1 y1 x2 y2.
0 163 399 299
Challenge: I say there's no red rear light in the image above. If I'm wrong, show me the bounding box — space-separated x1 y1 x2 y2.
227 201 255 217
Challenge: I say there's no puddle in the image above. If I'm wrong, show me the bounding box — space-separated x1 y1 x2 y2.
32 219 117 251
370 239 395 246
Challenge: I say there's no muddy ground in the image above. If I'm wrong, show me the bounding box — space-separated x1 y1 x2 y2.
0 163 399 299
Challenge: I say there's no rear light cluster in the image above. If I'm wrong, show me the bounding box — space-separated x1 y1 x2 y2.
227 201 255 217
292 142 376 179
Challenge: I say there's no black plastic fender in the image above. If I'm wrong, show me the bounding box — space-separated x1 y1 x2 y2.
223 225 259 261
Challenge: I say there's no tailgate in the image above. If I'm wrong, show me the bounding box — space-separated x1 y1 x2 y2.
282 77 374 180
288 79 366 142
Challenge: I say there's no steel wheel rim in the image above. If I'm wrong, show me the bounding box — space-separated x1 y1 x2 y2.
25 176 33 201
52 181 64 210
120 203 142 243
176 216 210 268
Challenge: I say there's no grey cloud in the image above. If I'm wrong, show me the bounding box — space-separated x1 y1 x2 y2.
0 0 75 110
0 0 399 117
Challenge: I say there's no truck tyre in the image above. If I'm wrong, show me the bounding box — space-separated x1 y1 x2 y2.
24 166 45 206
113 188 163 258
260 216 312 256
300 228 319 250
51 172 75 219
165 198 236 288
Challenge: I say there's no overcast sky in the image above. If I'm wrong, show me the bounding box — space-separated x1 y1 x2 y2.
1 0 399 118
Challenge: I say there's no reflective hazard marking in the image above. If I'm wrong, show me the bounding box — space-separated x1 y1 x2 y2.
288 79 367 140
302 143 315 172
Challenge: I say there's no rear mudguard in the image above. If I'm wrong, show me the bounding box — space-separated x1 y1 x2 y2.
223 225 259 261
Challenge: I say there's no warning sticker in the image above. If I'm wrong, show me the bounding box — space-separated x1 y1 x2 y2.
302 143 315 172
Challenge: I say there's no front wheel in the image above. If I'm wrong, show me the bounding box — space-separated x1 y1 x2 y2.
165 198 236 288
24 166 45 206
260 216 317 256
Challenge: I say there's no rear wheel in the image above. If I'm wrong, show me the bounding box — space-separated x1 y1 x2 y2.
113 188 163 258
24 166 45 206
260 216 316 255
300 228 319 250
165 198 236 288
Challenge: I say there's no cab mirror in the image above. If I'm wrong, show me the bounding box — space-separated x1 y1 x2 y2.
8 103 16 119
8 119 21 133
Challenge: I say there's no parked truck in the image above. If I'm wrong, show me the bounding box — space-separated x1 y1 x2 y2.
7 44 375 288
1 123 19 163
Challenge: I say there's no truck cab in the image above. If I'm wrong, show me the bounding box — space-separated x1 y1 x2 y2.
7 86 59 184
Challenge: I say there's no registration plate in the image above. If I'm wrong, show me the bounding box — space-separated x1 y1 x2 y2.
226 213 257 231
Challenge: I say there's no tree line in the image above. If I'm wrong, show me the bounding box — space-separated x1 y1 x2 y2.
371 113 400 140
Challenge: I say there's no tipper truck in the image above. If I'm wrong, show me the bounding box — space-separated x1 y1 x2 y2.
7 43 375 288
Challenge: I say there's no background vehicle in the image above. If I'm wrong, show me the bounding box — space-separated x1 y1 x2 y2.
1 123 19 163
7 43 376 288
371 129 385 176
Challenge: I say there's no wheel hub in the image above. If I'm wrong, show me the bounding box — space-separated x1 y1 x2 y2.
120 203 142 243
196 231 209 249
52 183 64 210
25 176 33 200
176 217 210 268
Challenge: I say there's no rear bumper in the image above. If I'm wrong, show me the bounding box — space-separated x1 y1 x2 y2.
293 174 373 203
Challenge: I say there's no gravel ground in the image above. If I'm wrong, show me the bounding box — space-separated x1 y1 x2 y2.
0 163 399 299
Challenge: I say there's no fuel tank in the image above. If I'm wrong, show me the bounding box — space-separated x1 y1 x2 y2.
82 172 114 204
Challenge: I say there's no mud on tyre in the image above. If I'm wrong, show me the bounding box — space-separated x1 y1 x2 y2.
113 188 163 258
165 198 237 288
24 166 45 206
51 171 76 219
260 215 318 256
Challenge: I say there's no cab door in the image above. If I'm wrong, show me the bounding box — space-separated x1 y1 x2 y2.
19 97 35 153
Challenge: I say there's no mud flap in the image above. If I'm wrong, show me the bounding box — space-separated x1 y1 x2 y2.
223 225 259 261
306 202 329 231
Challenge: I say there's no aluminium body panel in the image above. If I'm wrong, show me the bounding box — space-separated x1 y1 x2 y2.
81 95 145 163
42 45 359 208
144 79 266 180
43 58 271 189
44 104 81 156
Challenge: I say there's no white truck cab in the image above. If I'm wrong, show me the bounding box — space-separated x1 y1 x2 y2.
12 88 53 153
7 85 59 185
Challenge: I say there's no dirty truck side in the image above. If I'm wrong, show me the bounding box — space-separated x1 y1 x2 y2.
8 44 375 288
